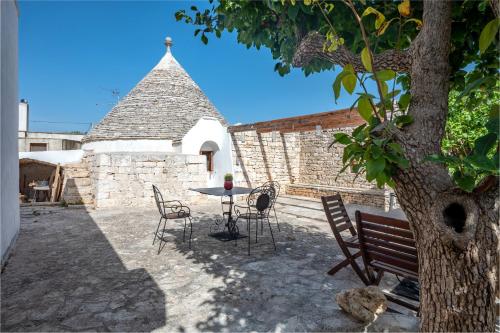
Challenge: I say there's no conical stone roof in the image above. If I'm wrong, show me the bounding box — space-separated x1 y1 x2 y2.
83 37 226 143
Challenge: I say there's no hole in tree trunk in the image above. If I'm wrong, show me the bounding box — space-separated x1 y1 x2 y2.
442 202 466 233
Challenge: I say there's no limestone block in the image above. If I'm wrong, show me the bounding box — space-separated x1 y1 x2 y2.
96 192 110 200
336 286 387 323
96 154 111 167
111 155 131 167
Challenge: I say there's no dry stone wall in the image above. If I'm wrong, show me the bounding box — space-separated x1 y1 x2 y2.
86 152 210 208
231 127 390 209
231 131 300 188
61 160 94 205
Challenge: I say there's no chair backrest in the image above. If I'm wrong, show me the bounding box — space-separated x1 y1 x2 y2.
248 185 275 213
152 185 165 216
355 211 418 274
263 181 280 202
321 194 356 238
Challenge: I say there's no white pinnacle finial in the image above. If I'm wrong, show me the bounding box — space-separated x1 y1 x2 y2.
165 36 172 52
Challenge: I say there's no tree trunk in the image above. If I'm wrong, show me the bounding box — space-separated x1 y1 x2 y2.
292 0 499 329
394 1 499 331
394 172 498 331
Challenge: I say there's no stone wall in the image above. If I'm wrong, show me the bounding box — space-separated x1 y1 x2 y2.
298 128 375 189
286 184 389 210
230 127 390 209
86 152 210 208
231 131 300 188
61 160 94 205
231 128 376 189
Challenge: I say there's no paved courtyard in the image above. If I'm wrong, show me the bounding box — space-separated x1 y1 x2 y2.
1 196 418 332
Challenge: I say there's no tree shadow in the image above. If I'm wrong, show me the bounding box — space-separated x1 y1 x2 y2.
231 133 252 187
0 205 166 332
162 207 374 332
280 132 296 184
257 133 273 182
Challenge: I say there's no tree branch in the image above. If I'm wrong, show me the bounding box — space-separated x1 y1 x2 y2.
292 31 412 73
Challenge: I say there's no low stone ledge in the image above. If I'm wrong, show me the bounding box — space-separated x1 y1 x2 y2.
285 183 388 209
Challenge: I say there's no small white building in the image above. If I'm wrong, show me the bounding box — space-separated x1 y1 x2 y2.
18 99 84 152
82 37 233 187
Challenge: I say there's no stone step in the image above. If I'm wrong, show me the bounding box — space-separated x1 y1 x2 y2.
276 194 406 221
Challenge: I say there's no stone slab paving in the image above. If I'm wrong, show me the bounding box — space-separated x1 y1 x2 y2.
1 198 418 332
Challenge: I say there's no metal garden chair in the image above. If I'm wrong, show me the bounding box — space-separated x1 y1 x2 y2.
234 185 277 255
321 194 369 284
152 185 193 254
262 181 281 231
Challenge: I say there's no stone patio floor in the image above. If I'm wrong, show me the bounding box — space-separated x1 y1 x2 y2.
1 195 418 332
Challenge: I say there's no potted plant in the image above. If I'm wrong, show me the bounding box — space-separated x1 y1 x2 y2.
224 173 234 190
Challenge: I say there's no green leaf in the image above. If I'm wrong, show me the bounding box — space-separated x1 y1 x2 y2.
454 173 476 192
342 73 357 94
459 77 490 98
388 142 403 154
332 76 342 101
362 7 385 29
352 124 367 142
466 154 497 171
371 145 383 159
479 18 500 54
376 18 397 36
394 115 413 127
357 97 373 121
403 18 422 30
366 158 386 181
375 70 396 81
398 93 411 110
201 34 208 45
287 5 300 20
333 132 352 145
344 64 354 73
486 118 499 135
473 132 498 156
360 47 372 72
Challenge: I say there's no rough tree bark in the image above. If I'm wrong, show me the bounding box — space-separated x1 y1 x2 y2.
293 0 499 331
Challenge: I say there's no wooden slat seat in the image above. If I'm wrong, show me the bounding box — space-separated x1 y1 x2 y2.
321 195 368 284
355 211 419 311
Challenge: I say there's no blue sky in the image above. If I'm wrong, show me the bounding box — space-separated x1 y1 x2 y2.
19 1 355 133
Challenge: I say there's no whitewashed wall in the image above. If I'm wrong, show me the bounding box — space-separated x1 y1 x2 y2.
82 139 174 153
181 117 233 187
1 0 20 263
19 150 84 164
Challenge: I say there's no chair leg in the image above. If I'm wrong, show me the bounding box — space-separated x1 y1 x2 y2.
266 217 276 251
273 206 280 232
327 258 351 276
255 216 259 243
153 216 163 245
183 218 187 243
157 218 167 255
247 217 251 255
188 216 193 248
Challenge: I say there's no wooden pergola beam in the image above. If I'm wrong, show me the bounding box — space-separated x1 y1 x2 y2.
228 108 364 134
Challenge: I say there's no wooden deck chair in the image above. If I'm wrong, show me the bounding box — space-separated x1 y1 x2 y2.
355 211 419 311
321 195 369 284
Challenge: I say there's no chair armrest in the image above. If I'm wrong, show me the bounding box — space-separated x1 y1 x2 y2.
162 200 191 215
233 204 250 216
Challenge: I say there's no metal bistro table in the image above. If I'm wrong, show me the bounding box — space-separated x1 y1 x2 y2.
190 187 253 241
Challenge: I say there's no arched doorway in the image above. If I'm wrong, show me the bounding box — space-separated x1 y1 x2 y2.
199 141 220 186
